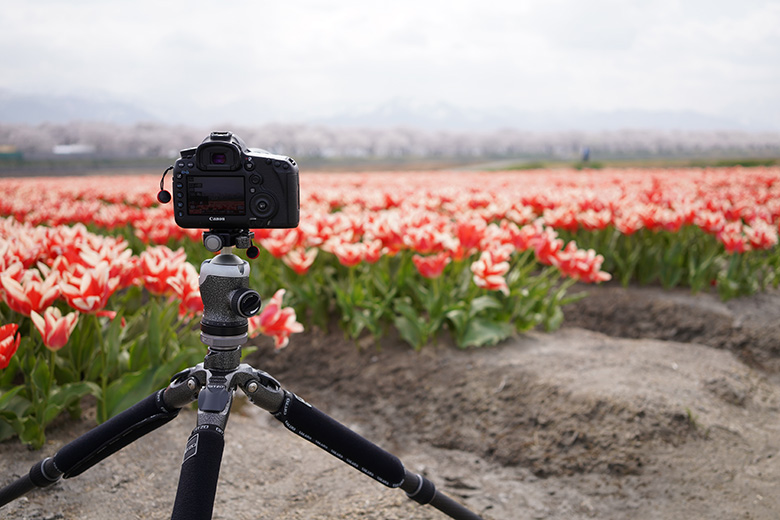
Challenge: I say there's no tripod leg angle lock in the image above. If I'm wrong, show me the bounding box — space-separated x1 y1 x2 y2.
0 244 484 520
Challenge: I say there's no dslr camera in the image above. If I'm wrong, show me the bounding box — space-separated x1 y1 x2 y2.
171 131 299 229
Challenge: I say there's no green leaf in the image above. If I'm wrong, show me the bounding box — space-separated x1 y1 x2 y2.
0 416 19 442
18 417 44 449
31 359 51 394
49 382 99 408
461 318 514 348
0 387 32 442
100 370 159 420
444 307 468 340
543 306 565 331
393 314 423 350
468 295 503 317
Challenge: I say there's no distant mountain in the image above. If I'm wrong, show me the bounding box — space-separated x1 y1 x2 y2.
0 89 158 124
316 98 775 133
2 89 775 132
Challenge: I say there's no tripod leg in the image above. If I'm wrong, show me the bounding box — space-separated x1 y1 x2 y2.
0 388 185 506
170 424 225 520
170 368 234 520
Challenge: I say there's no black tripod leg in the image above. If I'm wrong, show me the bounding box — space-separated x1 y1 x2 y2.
271 391 484 520
170 424 225 520
402 470 484 520
0 389 184 507
170 369 234 520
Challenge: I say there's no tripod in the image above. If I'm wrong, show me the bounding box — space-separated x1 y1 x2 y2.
0 231 484 520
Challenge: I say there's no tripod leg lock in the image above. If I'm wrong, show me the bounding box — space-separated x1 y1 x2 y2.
402 471 437 505
29 458 62 488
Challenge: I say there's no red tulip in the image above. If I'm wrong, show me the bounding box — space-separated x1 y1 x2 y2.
60 262 118 313
470 247 511 295
0 323 20 369
282 247 318 275
0 270 59 316
553 242 612 283
331 241 364 268
412 252 451 279
744 220 778 250
453 218 486 260
167 263 203 318
717 222 749 254
138 246 187 296
248 289 303 349
30 307 79 351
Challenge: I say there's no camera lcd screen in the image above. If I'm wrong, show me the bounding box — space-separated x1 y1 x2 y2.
187 176 246 215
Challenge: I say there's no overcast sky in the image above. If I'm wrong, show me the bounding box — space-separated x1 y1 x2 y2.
1 0 779 128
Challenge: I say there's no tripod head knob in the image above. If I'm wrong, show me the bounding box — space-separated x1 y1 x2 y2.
203 229 257 255
231 288 261 318
204 234 224 252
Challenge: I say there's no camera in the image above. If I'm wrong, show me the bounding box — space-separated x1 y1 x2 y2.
171 131 299 229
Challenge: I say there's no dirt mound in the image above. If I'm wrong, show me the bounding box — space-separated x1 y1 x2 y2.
565 283 780 371
258 329 699 479
2 285 780 520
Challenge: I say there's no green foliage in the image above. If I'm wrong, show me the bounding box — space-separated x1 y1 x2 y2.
0 290 203 448
559 225 780 299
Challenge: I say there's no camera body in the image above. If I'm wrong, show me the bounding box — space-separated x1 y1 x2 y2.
172 131 299 229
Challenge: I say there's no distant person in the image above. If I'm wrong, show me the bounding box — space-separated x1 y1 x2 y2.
582 147 590 163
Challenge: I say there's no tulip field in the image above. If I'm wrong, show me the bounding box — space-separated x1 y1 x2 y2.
2 165 780 448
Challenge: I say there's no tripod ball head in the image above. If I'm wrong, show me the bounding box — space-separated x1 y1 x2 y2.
199 251 255 349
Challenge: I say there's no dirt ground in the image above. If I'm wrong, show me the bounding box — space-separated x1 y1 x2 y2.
2 283 780 520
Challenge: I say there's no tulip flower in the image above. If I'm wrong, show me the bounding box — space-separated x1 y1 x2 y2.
30 307 80 351
553 242 612 283
717 222 749 254
60 261 118 313
138 245 187 295
412 252 451 279
363 239 384 264
744 220 778 250
282 247 318 275
0 270 59 316
260 229 304 258
470 248 511 295
248 289 304 349
167 262 204 318
453 218 487 260
0 323 20 369
331 241 364 268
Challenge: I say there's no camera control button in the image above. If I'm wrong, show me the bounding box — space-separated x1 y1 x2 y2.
245 160 255 171
273 160 281 167
187 162 195 168
250 175 262 185
249 187 257 194
176 161 185 169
